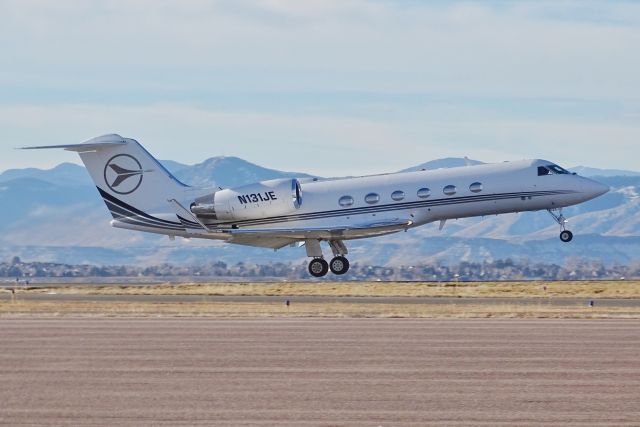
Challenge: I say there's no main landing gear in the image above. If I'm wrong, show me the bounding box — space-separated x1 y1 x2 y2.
547 208 573 242
305 239 350 278
329 256 350 275
308 258 329 277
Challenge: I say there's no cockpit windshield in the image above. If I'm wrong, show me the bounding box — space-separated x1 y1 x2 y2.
538 164 571 176
547 164 570 174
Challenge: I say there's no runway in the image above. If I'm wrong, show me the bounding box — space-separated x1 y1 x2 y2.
0 318 638 426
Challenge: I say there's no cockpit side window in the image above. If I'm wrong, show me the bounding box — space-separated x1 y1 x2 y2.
538 166 551 176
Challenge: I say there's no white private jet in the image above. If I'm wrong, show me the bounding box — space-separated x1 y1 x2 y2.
24 134 609 277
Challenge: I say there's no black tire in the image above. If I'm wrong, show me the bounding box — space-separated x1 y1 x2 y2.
329 256 350 275
308 258 329 277
560 230 573 242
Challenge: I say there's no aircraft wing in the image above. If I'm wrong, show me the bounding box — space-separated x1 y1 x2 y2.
222 234 300 250
219 219 413 249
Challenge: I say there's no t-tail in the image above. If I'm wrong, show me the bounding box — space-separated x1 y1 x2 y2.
22 134 189 232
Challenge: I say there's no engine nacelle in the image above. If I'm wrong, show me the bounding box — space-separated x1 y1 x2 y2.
190 178 303 221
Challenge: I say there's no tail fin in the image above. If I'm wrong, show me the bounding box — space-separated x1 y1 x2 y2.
22 134 188 218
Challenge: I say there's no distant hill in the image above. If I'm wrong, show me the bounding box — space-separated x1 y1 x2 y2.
399 157 484 173
160 160 189 175
570 166 640 177
0 156 638 267
0 163 92 187
0 157 314 189
171 156 315 188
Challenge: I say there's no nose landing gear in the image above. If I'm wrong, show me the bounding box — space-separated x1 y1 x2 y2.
548 208 573 242
559 229 573 243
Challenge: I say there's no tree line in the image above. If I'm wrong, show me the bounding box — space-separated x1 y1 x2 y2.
2 256 638 281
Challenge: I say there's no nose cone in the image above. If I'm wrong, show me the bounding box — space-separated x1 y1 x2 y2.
583 178 609 200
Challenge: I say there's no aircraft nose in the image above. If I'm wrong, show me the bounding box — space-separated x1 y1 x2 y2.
583 178 609 199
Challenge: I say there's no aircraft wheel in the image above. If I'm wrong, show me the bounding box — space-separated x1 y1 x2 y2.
560 230 573 242
308 258 329 277
329 256 350 275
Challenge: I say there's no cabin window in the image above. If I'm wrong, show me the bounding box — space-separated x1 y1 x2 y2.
365 192 380 204
391 190 405 201
443 185 456 196
338 195 354 207
417 187 431 198
469 182 483 193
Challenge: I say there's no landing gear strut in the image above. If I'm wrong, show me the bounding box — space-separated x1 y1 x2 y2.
547 208 573 242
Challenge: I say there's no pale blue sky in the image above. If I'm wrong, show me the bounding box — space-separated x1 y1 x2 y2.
1 0 639 176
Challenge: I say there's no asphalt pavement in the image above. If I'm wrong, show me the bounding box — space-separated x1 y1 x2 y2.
0 318 638 426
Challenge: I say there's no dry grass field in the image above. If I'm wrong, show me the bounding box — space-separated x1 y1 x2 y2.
18 279 640 298
2 280 640 318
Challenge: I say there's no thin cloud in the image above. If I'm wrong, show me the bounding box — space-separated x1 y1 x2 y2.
1 1 639 173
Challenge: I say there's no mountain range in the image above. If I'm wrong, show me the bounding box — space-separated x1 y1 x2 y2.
1 157 638 267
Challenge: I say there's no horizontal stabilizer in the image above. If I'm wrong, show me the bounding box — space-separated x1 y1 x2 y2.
20 141 127 152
